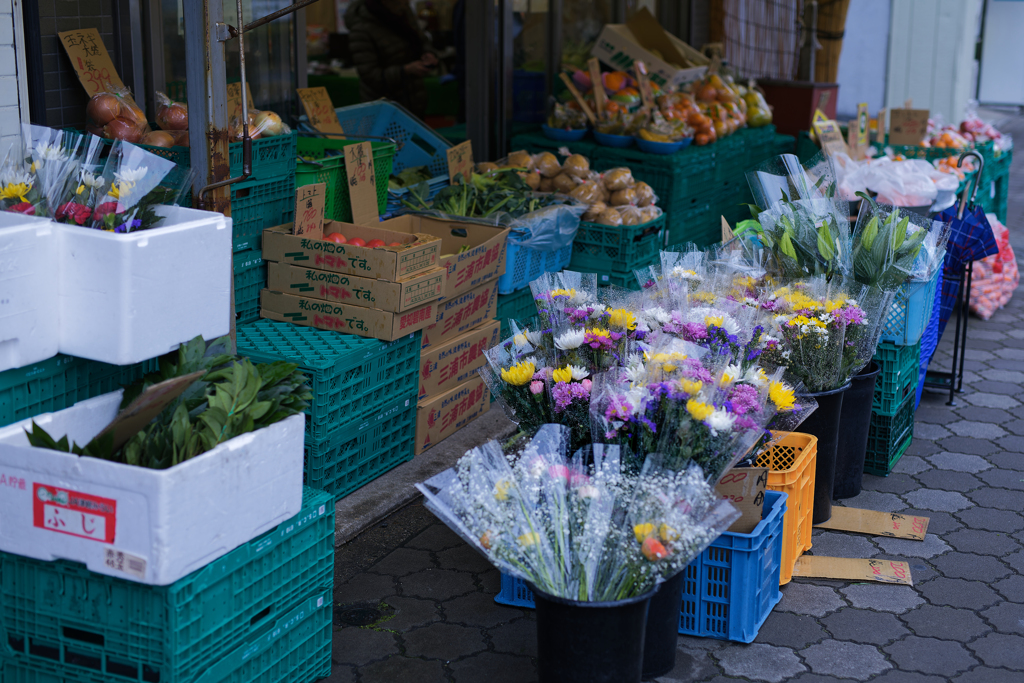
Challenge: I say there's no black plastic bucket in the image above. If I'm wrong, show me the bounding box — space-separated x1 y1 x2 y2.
834 363 880 499
798 382 850 524
531 583 656 683
641 571 687 679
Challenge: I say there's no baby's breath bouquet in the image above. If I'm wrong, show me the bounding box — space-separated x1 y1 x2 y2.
417 425 739 601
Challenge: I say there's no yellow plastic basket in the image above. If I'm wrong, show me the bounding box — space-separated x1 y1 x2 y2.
755 431 818 585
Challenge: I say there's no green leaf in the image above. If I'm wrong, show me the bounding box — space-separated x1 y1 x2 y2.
893 216 910 250
860 216 879 250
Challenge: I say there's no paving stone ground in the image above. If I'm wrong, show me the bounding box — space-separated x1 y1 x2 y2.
322 116 1024 682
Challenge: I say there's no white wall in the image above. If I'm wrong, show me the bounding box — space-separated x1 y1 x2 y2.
836 0 891 121
0 0 22 155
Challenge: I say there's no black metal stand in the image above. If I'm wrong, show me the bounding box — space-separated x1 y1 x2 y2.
924 262 973 406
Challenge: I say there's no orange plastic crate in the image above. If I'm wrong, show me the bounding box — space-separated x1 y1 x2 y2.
755 432 817 585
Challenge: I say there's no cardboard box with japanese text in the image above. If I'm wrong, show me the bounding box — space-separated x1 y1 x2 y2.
261 223 440 282
420 280 498 349
377 214 509 299
419 319 500 401
266 261 444 313
415 375 490 455
260 290 437 341
591 12 707 89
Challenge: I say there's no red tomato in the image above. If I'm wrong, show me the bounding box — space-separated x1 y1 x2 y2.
324 233 346 244
348 237 366 247
366 238 386 248
388 242 403 246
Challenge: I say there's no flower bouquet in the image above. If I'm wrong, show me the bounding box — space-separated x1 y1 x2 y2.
87 139 189 233
1 126 85 216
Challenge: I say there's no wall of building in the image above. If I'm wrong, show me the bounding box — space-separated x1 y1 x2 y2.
0 0 23 153
835 0 891 121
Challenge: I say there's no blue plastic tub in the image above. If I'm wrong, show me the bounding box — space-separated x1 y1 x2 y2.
593 131 634 148
879 266 943 346
542 125 588 142
495 490 787 645
634 137 691 154
496 241 574 295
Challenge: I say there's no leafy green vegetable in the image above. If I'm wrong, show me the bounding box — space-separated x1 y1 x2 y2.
25 336 311 470
401 169 564 220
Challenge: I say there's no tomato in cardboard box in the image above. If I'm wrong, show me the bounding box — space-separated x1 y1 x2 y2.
261 222 441 281
377 215 509 299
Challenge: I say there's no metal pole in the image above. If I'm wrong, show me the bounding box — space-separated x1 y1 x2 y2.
144 0 167 113
465 0 493 161
496 0 513 156
545 0 562 110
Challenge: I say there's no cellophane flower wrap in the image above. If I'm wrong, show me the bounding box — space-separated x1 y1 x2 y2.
89 140 183 232
416 425 740 601
53 134 108 226
1 126 84 216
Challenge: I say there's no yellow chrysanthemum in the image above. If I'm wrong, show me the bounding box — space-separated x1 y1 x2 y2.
551 366 572 384
518 532 541 546
824 299 846 313
633 523 655 542
718 371 734 388
686 399 714 421
651 352 687 373
769 381 796 411
0 182 31 203
607 308 637 331
550 288 576 299
587 328 612 340
704 315 724 328
512 333 528 347
680 379 703 396
500 360 536 386
689 292 717 304
659 523 679 542
494 480 511 501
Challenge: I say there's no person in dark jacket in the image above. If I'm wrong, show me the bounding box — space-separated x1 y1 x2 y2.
344 0 437 117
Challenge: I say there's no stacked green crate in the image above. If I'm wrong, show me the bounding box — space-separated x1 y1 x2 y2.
569 214 665 289
507 131 597 160
496 287 538 340
233 249 266 324
0 487 334 683
866 342 921 476
236 320 419 500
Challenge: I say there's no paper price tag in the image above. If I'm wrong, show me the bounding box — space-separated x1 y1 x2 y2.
721 216 734 243
856 102 869 151
297 86 344 136
889 109 929 146
815 507 930 541
634 61 656 115
714 467 768 534
813 119 849 157
876 107 887 143
294 183 326 240
344 141 379 225
58 29 125 94
226 81 255 120
809 108 829 143
446 140 474 183
588 57 606 118
816 89 832 112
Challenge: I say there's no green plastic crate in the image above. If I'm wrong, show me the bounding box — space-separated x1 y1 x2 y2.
572 253 659 291
0 355 155 429
230 172 295 252
744 125 777 167
496 287 539 340
864 394 915 476
0 487 334 683
305 391 417 499
591 143 717 218
296 137 395 222
666 202 718 249
713 132 748 182
774 134 796 156
872 342 921 416
229 133 298 182
507 131 597 160
236 320 420 440
569 214 665 273
233 249 265 324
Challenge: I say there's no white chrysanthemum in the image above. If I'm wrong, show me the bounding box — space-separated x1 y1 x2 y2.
625 363 646 384
627 353 645 369
115 167 149 184
525 329 543 346
569 365 589 381
589 303 606 319
35 143 67 162
705 408 736 436
555 328 585 350
820 312 834 324
671 266 700 280
718 364 742 388
80 170 105 188
0 168 32 186
625 388 645 413
577 484 600 499
743 367 769 387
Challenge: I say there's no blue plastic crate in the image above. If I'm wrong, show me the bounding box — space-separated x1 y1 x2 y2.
333 100 451 177
879 265 942 346
496 241 574 295
236 320 420 440
0 487 334 683
387 175 449 216
494 489 786 645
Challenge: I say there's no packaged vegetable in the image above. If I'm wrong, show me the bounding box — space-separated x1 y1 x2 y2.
538 176 555 193
562 153 590 179
86 85 150 143
569 179 603 204
520 171 541 190
609 187 636 206
155 91 188 131
618 205 642 225
633 181 656 207
534 152 562 178
596 207 623 226
505 150 533 169
639 206 662 223
603 167 635 192
552 172 581 194
582 201 607 222
547 101 588 131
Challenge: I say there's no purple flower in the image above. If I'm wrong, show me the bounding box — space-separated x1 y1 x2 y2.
734 416 759 430
682 322 708 341
728 384 761 415
679 358 713 383
604 396 634 421
551 381 591 412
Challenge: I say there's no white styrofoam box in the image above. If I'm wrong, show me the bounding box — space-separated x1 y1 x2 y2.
0 212 59 372
58 205 232 365
0 390 305 585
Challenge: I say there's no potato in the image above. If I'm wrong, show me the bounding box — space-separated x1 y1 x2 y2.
569 180 602 204
582 201 607 222
538 176 555 193
519 170 541 190
634 181 656 207
506 150 533 169
597 207 624 226
552 172 580 194
609 188 637 207
477 161 499 173
562 153 591 179
603 167 636 191
535 151 562 178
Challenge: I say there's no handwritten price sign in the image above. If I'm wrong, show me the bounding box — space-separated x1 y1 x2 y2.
889 108 929 146
446 140 474 183
297 87 344 136
344 142 379 225
294 183 326 240
714 467 768 534
58 28 124 94
226 82 255 121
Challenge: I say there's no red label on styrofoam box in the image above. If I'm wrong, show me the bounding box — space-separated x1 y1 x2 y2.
33 483 116 543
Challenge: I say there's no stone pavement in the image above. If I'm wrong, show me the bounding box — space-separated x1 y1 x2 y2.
322 116 1024 683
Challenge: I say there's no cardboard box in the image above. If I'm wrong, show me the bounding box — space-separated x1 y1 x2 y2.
260 289 437 341
377 214 509 299
0 212 58 372
58 205 231 365
261 222 441 281
415 375 490 455
420 280 498 349
592 19 707 89
419 319 500 401
266 261 445 313
0 391 304 585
